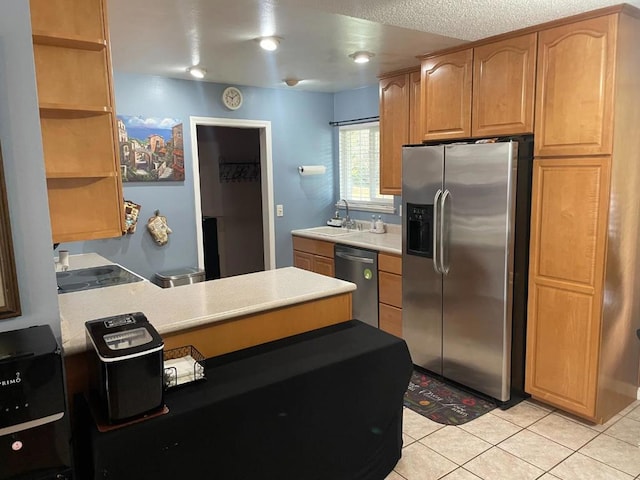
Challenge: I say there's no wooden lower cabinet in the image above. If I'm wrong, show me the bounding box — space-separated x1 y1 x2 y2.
378 252 402 338
379 303 402 338
313 255 335 277
292 236 334 277
379 271 401 308
291 239 404 337
293 250 313 271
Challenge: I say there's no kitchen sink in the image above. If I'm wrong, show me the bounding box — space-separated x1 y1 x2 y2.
57 264 144 294
304 226 359 237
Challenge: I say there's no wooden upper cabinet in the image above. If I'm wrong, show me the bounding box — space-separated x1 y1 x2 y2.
30 0 105 40
420 49 473 141
30 0 125 243
472 33 537 137
535 15 617 157
408 70 422 144
379 73 409 195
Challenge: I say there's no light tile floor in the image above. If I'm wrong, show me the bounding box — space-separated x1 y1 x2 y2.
388 399 640 480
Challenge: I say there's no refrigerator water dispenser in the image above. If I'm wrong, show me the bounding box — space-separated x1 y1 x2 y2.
406 203 433 258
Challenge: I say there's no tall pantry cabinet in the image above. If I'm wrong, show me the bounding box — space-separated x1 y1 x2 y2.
30 0 125 243
525 8 640 423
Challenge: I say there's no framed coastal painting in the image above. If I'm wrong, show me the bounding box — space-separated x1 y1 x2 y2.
0 143 20 318
116 115 185 182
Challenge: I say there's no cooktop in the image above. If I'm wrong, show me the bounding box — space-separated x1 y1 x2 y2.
56 265 144 294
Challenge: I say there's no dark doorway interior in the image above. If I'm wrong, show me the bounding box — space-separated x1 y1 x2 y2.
196 125 265 279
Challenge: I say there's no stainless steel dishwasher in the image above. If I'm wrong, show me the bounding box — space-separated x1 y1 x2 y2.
334 244 379 328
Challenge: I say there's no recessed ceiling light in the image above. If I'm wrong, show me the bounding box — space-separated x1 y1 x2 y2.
349 51 374 64
187 66 206 79
284 78 300 87
259 36 280 51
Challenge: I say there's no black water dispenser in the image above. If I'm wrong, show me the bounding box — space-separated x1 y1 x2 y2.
406 203 433 258
0 325 72 479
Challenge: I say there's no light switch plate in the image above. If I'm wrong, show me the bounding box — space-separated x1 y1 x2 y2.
276 204 284 217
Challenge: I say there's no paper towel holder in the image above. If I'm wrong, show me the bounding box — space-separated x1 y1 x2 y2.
298 165 326 176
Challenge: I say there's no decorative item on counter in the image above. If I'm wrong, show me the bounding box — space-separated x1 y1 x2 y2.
123 200 141 234
327 210 343 227
147 210 172 246
372 216 386 234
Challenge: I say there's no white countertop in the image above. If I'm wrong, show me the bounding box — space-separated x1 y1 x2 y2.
59 254 355 355
291 224 401 255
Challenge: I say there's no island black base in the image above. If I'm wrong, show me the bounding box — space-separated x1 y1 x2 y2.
75 320 413 480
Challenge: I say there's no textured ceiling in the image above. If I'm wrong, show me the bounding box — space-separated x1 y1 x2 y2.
107 0 639 93
280 0 640 41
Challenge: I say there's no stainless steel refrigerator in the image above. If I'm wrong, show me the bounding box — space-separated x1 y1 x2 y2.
402 138 532 404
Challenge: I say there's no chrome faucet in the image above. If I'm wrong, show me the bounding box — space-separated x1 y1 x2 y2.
338 199 356 229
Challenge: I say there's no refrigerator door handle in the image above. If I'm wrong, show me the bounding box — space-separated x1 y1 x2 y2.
433 189 443 273
440 189 451 275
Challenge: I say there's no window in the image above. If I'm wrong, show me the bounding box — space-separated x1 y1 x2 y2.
338 122 393 212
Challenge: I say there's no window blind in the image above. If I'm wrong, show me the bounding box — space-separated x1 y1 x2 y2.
338 122 392 206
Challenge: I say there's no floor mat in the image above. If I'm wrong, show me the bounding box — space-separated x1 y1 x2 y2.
403 370 495 425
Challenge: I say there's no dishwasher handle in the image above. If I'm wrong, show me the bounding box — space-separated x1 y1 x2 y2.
335 251 375 264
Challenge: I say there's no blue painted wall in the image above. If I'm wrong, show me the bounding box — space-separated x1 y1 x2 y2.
0 0 61 337
64 74 336 279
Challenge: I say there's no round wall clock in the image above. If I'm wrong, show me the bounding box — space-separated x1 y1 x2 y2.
222 86 243 110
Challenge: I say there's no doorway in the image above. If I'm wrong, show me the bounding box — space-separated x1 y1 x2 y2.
190 117 275 278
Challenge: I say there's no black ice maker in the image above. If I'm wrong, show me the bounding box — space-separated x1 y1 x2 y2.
85 312 164 424
0 325 72 479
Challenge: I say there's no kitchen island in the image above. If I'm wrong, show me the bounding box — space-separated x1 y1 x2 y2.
63 255 412 480
60 253 355 401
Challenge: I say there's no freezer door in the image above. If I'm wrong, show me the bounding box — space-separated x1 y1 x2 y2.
402 145 444 374
442 142 517 401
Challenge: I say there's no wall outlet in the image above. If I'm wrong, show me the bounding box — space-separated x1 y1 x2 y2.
398 204 402 217
276 204 284 217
